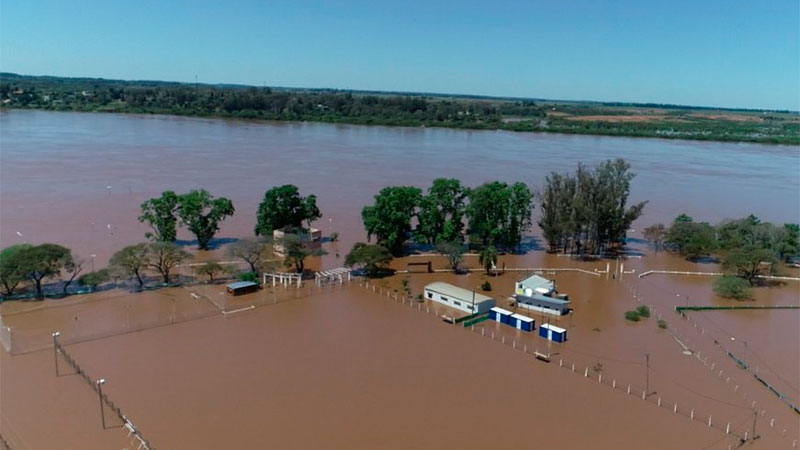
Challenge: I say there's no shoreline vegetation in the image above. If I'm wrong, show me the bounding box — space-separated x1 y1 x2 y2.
2 73 798 145
2 158 797 302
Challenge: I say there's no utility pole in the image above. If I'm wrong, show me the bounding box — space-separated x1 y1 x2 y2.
97 378 107 429
644 352 650 396
52 332 61 376
751 409 758 441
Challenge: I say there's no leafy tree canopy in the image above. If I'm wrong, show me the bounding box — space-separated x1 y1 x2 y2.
178 189 235 250
138 191 180 241
344 242 393 277
362 186 422 256
255 185 321 237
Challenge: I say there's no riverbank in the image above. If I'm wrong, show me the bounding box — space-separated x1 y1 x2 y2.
2 73 798 145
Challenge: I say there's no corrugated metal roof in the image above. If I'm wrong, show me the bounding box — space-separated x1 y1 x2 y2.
511 313 534 322
424 282 494 303
518 274 554 290
490 307 514 315
227 281 258 290
516 293 570 306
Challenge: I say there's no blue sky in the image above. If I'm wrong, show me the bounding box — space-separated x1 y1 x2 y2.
2 1 797 110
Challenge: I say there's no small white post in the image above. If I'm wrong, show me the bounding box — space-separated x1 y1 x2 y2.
584 368 588 377
674 404 678 414
708 416 712 427
559 359 562 367
726 423 730 434
598 374 602 383
657 397 661 406
690 409 694 420
769 418 774 428
612 379 616 388
642 391 646 400
571 364 575 372
627 385 631 395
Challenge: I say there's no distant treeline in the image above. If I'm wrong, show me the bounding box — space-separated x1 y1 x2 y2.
1 73 798 144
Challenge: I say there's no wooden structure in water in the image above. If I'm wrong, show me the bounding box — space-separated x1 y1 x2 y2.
407 261 432 273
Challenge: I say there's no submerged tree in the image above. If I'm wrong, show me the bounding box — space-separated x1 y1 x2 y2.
538 159 646 255
147 242 191 284
280 233 326 273
643 223 668 252
721 245 777 285
195 261 226 282
110 243 151 288
415 178 468 245
466 181 533 251
254 185 321 237
60 257 85 295
0 244 32 297
78 269 111 291
17 243 74 299
178 190 235 250
665 216 716 260
361 186 422 256
436 240 466 273
138 191 181 241
479 245 498 275
344 242 394 277
226 237 271 273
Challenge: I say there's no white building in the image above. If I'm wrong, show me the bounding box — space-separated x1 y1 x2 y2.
424 282 495 315
514 274 556 297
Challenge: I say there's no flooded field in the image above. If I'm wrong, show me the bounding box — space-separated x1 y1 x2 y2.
1 110 798 449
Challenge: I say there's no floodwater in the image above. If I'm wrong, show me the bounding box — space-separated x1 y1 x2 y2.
1 110 799 449
1 109 798 267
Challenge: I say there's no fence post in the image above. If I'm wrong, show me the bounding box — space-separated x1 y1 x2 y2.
674 404 678 414
690 409 694 420
52 332 61 376
708 416 712 427
584 368 588 377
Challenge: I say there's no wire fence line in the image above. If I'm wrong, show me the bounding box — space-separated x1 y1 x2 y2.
2 276 356 356
622 277 800 448
53 336 155 450
356 281 754 444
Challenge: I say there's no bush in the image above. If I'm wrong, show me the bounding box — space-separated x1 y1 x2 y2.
713 276 753 300
657 319 668 329
481 281 492 292
330 232 339 242
636 305 650 318
625 310 641 322
77 269 111 290
240 272 260 284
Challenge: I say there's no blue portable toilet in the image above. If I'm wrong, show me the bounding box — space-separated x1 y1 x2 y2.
539 323 567 342
510 313 535 332
490 307 513 324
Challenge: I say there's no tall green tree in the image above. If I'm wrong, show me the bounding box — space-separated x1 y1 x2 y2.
147 242 191 284
505 182 534 251
666 217 717 260
178 190 235 250
776 224 800 262
17 244 74 299
109 243 150 288
344 242 393 277
415 178 468 245
254 185 321 237
138 191 180 241
0 244 32 297
361 186 422 256
466 181 511 248
721 245 778 285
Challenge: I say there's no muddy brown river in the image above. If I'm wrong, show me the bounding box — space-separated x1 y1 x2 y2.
0 110 798 449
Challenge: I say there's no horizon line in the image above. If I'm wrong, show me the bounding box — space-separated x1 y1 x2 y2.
2 71 797 114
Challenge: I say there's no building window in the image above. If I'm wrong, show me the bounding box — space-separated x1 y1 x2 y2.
466 305 473 310
453 301 461 306
441 296 448 302
427 292 433 299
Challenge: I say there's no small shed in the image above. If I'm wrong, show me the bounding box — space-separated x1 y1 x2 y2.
226 281 260 296
489 307 514 324
510 313 535 332
539 323 567 343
